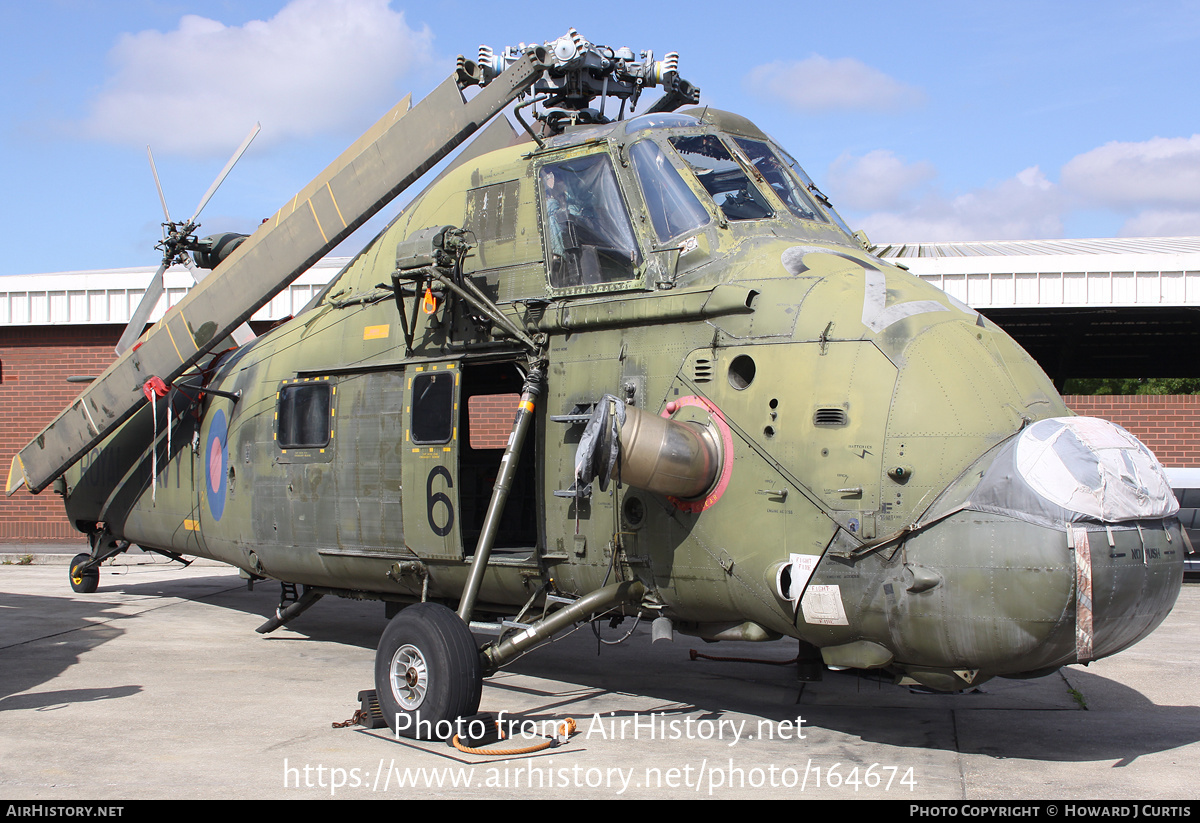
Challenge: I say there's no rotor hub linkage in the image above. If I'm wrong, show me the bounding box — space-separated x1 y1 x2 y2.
459 28 699 134
156 221 200 267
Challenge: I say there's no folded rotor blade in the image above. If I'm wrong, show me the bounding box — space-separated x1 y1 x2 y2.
114 261 168 355
147 146 171 223
182 254 256 347
190 122 261 225
15 51 548 493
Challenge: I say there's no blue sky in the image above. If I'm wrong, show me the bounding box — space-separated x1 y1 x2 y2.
3 0 1200 276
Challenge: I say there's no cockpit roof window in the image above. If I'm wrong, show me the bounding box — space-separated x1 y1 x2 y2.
669 135 773 221
629 139 710 243
733 137 828 224
542 122 618 149
624 112 701 135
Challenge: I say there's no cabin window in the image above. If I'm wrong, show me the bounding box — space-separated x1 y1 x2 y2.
465 180 520 244
629 140 711 243
733 138 828 223
539 154 642 288
411 372 455 445
669 135 773 221
277 383 332 449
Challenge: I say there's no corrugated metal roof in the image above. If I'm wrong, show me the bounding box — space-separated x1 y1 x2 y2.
875 236 1200 258
871 236 1200 309
0 257 350 327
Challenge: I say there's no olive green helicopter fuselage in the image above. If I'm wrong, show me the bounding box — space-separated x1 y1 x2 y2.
60 103 1182 701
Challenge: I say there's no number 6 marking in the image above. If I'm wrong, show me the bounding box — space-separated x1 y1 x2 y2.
426 466 454 537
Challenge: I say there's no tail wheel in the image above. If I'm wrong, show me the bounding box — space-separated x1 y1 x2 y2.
374 602 482 740
69 553 99 594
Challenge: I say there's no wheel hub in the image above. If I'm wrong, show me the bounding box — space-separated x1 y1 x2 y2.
389 644 428 710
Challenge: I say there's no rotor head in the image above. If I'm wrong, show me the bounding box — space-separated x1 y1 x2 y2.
463 29 700 134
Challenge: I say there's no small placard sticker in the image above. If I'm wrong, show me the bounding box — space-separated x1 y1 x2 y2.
801 584 849 625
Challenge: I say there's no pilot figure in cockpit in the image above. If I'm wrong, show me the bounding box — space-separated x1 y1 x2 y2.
542 166 587 285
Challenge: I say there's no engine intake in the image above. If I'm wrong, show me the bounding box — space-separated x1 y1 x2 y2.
575 396 719 500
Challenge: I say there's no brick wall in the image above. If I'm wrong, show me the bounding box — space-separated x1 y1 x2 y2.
468 393 519 449
1063 395 1200 467
1 321 271 543
1 326 121 541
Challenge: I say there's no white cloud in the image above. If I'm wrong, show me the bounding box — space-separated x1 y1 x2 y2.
81 0 434 156
826 134 1200 243
1118 209 1200 237
826 150 936 211
850 166 1064 243
1061 135 1200 209
743 56 925 113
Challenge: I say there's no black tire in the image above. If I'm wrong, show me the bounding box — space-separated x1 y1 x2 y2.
69 553 99 594
374 602 482 740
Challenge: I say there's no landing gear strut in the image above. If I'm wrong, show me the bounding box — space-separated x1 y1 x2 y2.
69 527 192 594
69 529 132 594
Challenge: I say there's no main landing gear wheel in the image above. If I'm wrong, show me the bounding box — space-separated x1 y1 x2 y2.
69 553 99 594
374 602 482 739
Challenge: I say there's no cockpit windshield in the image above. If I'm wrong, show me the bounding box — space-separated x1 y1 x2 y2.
669 135 773 221
629 140 711 243
772 143 856 238
539 154 642 289
733 138 828 223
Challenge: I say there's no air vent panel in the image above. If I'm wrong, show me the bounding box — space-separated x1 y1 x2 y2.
813 408 848 427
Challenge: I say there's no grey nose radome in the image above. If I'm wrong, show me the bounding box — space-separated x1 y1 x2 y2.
867 417 1184 691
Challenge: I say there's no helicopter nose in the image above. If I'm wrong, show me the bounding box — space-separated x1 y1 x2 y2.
886 417 1183 689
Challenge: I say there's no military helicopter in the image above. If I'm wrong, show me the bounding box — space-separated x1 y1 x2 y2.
9 30 1186 740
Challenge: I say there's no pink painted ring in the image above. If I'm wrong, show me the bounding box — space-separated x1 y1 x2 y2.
661 395 734 513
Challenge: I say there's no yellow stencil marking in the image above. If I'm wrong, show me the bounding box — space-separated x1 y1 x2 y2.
184 519 199 531
363 325 390 340
308 200 328 244
163 318 185 361
179 310 200 351
326 184 347 228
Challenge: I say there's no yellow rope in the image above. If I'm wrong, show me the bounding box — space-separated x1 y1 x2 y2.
452 718 577 756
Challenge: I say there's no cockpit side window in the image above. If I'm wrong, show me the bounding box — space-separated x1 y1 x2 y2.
539 154 642 289
669 135 773 221
733 138 828 223
629 140 711 243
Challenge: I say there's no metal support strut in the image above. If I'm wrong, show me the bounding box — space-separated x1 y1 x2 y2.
481 580 645 673
456 364 545 622
256 585 324 634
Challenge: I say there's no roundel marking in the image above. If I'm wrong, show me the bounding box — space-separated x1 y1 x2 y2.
206 409 228 521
